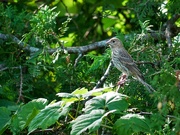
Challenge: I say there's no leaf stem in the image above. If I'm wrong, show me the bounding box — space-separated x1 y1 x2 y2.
101 124 113 129
75 100 81 118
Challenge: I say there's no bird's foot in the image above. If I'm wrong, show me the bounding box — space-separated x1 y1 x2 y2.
117 74 127 86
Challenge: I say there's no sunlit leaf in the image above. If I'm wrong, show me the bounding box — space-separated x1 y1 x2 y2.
84 87 113 97
56 92 76 98
72 88 88 95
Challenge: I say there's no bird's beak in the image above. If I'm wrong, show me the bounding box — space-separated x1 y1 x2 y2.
106 39 111 45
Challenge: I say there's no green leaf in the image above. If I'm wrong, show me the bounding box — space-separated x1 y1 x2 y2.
102 18 116 30
114 114 150 135
0 107 11 135
10 98 48 134
72 87 88 95
56 92 76 98
0 99 18 111
84 87 113 97
105 92 128 113
70 109 105 135
83 92 128 113
56 88 88 103
28 101 71 134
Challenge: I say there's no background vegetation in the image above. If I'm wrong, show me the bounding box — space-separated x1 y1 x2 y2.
0 0 180 134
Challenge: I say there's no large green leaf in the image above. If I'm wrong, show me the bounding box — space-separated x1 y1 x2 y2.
0 107 11 135
71 88 88 95
10 98 48 134
56 93 76 98
114 114 151 135
28 101 71 134
84 92 128 113
84 87 113 97
56 88 88 103
70 109 105 135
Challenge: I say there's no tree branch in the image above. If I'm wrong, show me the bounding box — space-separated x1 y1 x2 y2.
165 14 180 50
0 33 40 53
93 61 113 89
0 33 108 54
1 13 180 56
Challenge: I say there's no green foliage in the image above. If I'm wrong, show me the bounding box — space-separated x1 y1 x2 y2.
0 4 30 35
86 49 111 74
0 107 11 134
0 88 153 135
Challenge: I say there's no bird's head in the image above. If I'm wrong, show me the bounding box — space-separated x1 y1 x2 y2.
106 37 123 48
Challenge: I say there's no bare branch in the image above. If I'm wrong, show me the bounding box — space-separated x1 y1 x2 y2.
49 39 108 54
0 33 108 54
0 33 40 53
93 61 113 89
165 14 180 49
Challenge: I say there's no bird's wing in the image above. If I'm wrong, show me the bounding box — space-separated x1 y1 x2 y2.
117 48 134 65
117 48 143 78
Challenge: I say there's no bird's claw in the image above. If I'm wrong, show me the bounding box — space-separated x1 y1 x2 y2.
117 74 127 86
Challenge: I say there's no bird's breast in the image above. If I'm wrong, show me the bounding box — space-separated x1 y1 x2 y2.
112 53 129 75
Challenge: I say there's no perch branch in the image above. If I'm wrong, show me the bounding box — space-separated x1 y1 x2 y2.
93 61 113 89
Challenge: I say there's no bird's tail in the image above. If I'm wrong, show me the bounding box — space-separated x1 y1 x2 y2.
137 76 155 93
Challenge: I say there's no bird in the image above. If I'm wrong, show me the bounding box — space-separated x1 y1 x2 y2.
106 37 155 93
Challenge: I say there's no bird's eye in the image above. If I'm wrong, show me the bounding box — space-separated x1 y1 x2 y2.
112 40 115 43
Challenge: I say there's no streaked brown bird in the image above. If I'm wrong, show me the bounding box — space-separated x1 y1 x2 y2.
106 37 154 93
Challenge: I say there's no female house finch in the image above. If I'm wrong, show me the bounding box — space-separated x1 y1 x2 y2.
106 37 155 93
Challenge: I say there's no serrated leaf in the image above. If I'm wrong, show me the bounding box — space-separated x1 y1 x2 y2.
84 87 113 97
56 92 76 98
10 98 48 134
84 92 128 113
56 88 88 103
28 101 71 134
72 88 88 95
0 107 11 134
83 96 105 113
114 114 150 135
105 92 128 113
70 109 105 135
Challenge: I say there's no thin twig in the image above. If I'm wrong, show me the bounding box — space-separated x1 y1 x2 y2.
74 53 83 67
138 111 178 119
0 66 20 72
0 65 19 72
17 65 24 103
30 128 54 134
